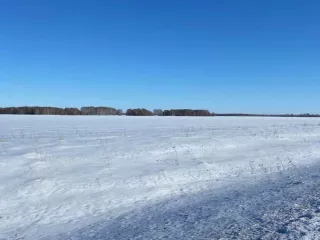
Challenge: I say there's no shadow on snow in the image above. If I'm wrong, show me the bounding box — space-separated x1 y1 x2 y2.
48 163 320 240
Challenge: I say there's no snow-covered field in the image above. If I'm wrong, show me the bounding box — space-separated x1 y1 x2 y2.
1 116 320 240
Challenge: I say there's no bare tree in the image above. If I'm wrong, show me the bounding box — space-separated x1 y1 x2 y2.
116 109 123 115
80 106 117 115
153 109 163 116
126 108 153 116
163 109 211 116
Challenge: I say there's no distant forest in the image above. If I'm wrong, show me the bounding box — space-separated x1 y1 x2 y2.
0 107 214 116
0 106 319 117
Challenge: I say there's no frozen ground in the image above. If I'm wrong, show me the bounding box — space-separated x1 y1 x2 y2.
0 116 320 240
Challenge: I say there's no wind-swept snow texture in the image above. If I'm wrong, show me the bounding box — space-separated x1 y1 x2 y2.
0 116 320 240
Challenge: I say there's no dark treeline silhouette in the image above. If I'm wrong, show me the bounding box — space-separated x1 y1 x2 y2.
81 106 118 115
0 106 319 117
153 109 163 116
126 108 213 116
163 109 213 116
126 108 153 116
0 106 122 115
0 107 80 115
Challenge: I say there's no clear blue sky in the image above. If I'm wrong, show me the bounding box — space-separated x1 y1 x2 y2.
0 0 319 114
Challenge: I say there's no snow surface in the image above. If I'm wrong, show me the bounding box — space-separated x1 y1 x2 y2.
0 115 320 240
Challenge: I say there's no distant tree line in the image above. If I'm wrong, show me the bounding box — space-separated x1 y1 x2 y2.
0 107 80 115
162 109 213 116
0 106 123 115
81 106 123 115
126 108 153 116
0 107 214 116
125 108 213 116
0 106 319 117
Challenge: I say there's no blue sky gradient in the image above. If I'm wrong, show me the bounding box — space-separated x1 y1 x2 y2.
0 0 319 113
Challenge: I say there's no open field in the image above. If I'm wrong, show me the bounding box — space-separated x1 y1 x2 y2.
1 116 320 240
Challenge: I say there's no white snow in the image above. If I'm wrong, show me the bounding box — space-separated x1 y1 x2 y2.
0 115 320 239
